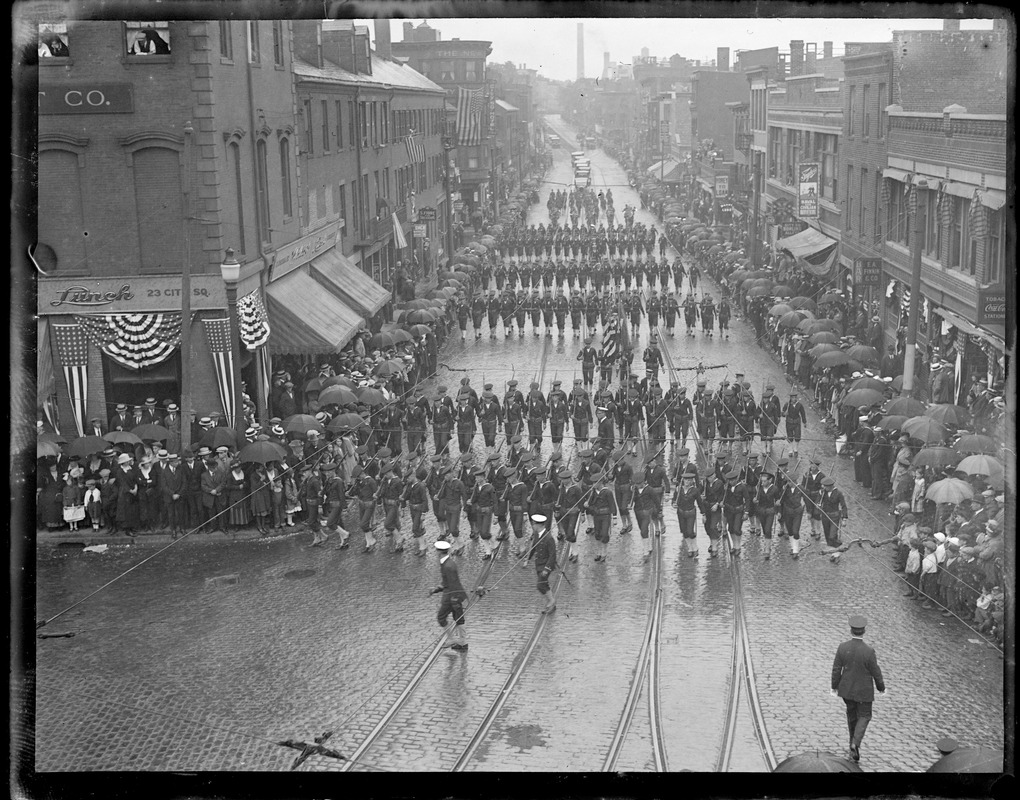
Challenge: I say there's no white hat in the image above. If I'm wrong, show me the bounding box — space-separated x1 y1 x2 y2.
434 541 451 551
530 514 548 524
934 532 946 543
994 494 1004 502
931 363 942 370
948 537 961 546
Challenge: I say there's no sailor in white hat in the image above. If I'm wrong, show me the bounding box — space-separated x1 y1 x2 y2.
431 540 470 651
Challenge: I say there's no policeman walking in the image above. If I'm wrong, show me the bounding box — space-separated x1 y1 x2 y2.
831 614 885 762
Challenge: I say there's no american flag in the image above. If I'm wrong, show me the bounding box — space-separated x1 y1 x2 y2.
405 129 426 165
76 313 183 369
456 86 484 146
238 288 271 350
203 318 237 429
52 323 89 436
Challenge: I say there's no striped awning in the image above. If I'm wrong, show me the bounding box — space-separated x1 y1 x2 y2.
265 269 363 355
310 249 390 316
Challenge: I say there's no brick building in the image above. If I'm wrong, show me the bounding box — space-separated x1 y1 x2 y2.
35 19 443 443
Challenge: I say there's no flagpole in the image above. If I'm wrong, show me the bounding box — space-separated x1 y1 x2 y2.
180 121 194 451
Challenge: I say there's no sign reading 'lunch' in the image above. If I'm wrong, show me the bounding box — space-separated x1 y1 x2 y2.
38 275 226 314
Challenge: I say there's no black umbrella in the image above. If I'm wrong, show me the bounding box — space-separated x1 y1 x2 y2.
773 751 863 773
239 440 288 464
927 747 1003 773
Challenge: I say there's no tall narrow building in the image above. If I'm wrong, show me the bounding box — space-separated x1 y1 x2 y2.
577 22 584 80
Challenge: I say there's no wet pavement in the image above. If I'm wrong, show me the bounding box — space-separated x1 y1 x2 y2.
32 115 1003 773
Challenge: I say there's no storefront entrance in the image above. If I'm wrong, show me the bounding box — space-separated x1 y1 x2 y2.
102 352 181 410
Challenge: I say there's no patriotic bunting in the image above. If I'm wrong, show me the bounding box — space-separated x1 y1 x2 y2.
456 86 484 146
203 318 238 429
76 313 184 370
968 189 988 240
52 323 89 436
939 187 953 229
237 288 271 351
880 177 890 210
405 129 426 164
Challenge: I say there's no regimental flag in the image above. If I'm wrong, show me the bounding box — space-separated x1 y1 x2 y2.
203 318 238 429
52 323 89 436
237 288 271 351
76 313 184 369
456 86 484 146
405 129 426 164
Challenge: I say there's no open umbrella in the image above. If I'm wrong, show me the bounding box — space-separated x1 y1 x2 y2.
818 291 844 304
399 299 432 310
813 351 853 370
883 397 927 417
65 435 110 459
927 747 1003 773
327 413 368 433
769 303 794 317
355 387 386 406
956 454 1004 479
104 430 142 446
925 477 974 505
369 331 397 350
37 439 63 458
373 360 405 378
390 328 413 344
850 377 888 392
840 388 886 408
239 440 288 464
953 434 998 455
809 331 840 345
431 287 458 300
773 751 863 773
746 285 773 297
889 375 904 392
879 415 909 432
779 310 809 328
845 344 879 365
404 309 438 324
198 427 243 450
283 414 325 436
771 284 794 297
303 377 325 394
789 296 817 312
131 423 170 442
438 271 462 281
408 324 432 337
321 375 357 390
902 416 947 444
925 404 970 427
809 343 842 358
317 385 359 407
911 446 960 469
38 431 68 444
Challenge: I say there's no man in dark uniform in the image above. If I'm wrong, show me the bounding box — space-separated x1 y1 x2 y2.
758 384 783 456
548 385 570 457
569 290 585 337
610 449 634 535
554 288 569 336
568 379 592 447
468 466 498 560
801 458 827 540
377 461 406 552
527 517 559 613
527 288 541 335
782 390 808 458
471 292 487 339
852 413 875 488
722 469 751 555
321 461 350 549
577 337 598 389
431 540 470 651
502 464 530 556
699 464 725 557
432 386 454 457
486 290 501 339
644 453 671 537
831 614 885 762
525 381 548 452
438 463 467 554
819 476 849 547
352 464 379 552
402 466 431 556
674 466 702 557
477 384 503 455
586 473 618 562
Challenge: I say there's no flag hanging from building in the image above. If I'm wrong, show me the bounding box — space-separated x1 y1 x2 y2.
237 288 271 351
405 130 426 164
52 323 89 437
968 189 988 240
392 211 408 249
456 86 484 146
75 313 185 369
487 84 495 138
203 317 238 429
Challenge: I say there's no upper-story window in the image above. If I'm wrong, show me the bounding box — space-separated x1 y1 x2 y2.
38 23 70 58
465 60 479 82
272 21 284 66
439 61 455 81
218 21 232 60
248 21 260 63
125 22 171 55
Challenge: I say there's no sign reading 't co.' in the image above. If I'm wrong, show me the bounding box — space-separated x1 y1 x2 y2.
39 83 134 114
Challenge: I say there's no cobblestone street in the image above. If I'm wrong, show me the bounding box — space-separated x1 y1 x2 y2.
33 115 1003 774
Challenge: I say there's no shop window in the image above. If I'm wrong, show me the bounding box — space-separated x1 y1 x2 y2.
103 351 181 410
125 21 171 56
39 22 70 58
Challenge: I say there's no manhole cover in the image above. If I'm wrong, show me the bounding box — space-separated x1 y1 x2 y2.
283 568 316 580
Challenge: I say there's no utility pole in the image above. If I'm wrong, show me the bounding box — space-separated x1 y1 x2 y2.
901 179 927 398
180 121 194 452
750 154 761 266
442 134 454 262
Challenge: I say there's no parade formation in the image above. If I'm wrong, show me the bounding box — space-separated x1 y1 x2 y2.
29 13 1008 777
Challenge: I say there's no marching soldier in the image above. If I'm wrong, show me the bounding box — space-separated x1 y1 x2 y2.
527 518 558 613
722 469 751 555
548 385 570 456
541 290 556 336
674 466 703 557
643 452 671 538
351 464 379 553
468 466 498 560
377 461 406 553
471 292 487 339
696 386 719 455
758 384 783 456
456 294 470 340
776 459 805 559
577 337 598 389
782 390 808 458
402 466 431 557
430 540 469 651
502 464 530 556
477 384 503 455
486 290 501 339
528 463 559 533
437 463 467 554
819 476 849 548
586 473 618 562
555 468 584 561
699 465 726 557
569 379 592 446
647 389 670 453
528 288 542 335
736 387 758 456
717 296 731 338
700 294 716 336
432 386 454 457
525 381 548 452
610 449 635 535
801 458 827 540
554 288 569 336
754 470 781 560
683 292 699 336
622 388 645 455
569 290 585 337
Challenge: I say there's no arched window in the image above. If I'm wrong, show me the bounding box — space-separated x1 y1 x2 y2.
279 138 293 218
256 138 271 241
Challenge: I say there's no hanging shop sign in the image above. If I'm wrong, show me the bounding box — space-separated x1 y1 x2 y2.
714 175 729 196
976 287 1006 325
797 162 819 218
269 220 342 281
413 224 427 238
38 274 225 314
417 207 437 221
854 258 883 287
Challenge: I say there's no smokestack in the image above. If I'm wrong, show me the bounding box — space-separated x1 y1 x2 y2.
716 47 729 71
403 21 413 41
789 40 804 77
374 19 391 59
577 23 585 79
805 42 817 73
944 19 961 31
823 41 833 59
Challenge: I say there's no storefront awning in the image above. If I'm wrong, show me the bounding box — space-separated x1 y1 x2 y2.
931 305 1006 353
980 189 1006 211
882 167 913 183
776 226 839 278
696 176 714 193
647 158 681 179
265 269 364 355
309 248 390 316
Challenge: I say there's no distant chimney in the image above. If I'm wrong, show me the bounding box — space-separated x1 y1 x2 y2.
403 22 413 41
374 19 391 59
944 19 961 31
823 41 833 59
641 47 649 59
716 47 729 71
805 42 817 73
789 40 804 77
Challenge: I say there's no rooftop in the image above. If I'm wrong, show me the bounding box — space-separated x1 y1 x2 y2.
293 52 446 93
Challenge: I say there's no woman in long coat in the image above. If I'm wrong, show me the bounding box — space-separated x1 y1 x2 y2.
135 456 160 531
37 457 65 529
226 460 252 530
249 464 273 534
115 455 141 535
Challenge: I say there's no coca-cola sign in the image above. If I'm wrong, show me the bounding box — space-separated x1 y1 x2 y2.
976 288 1006 325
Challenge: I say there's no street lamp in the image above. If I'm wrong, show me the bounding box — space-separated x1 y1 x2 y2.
219 247 245 439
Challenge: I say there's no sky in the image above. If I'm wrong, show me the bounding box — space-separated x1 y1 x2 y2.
365 15 997 82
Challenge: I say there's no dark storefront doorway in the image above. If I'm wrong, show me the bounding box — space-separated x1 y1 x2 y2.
102 352 181 411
